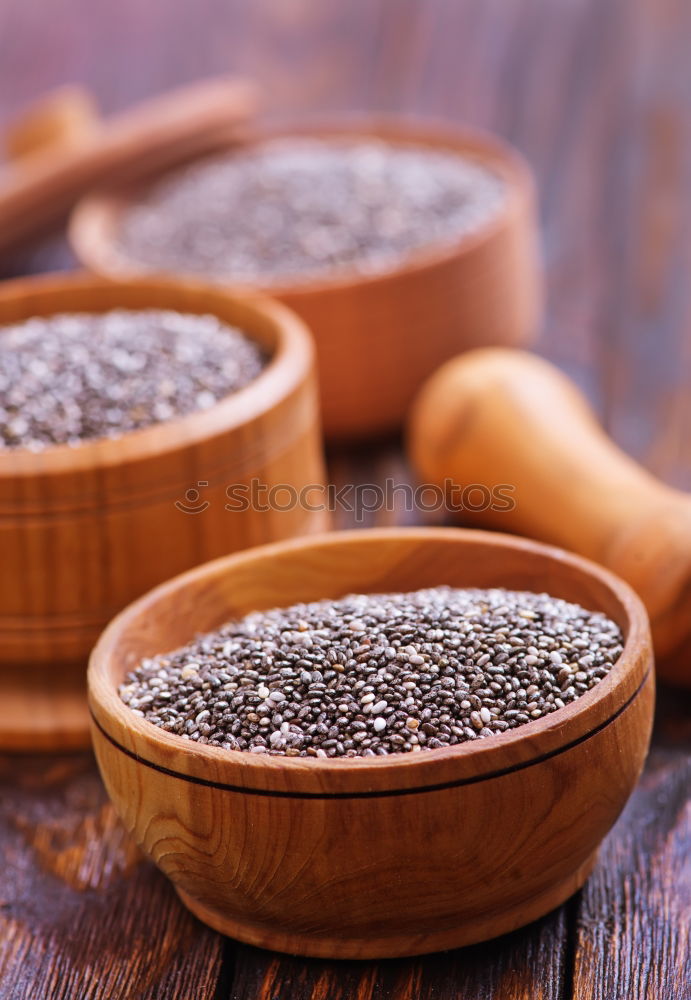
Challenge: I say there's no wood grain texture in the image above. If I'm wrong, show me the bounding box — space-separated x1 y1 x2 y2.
408 348 691 686
229 908 570 1000
88 528 654 958
70 117 541 439
0 0 689 995
573 752 691 1000
571 690 691 1000
0 274 327 750
0 755 223 1000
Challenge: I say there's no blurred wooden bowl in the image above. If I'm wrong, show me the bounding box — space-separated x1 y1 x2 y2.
88 527 653 958
0 273 327 750
69 118 542 439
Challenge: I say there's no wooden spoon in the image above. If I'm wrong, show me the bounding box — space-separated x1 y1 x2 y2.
408 347 691 686
4 85 100 162
0 76 258 254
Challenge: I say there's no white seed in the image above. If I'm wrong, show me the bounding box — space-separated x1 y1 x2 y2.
0 310 263 449
120 586 621 760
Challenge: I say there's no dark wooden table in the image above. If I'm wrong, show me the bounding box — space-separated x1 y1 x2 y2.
0 1 690 997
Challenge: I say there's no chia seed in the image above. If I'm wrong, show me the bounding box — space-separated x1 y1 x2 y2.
116 138 506 285
120 586 623 758
0 309 265 450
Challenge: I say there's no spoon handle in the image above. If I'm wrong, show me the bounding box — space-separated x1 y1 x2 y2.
0 76 258 254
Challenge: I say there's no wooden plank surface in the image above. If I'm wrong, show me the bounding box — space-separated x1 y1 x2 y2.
571 690 691 1000
0 1 689 998
228 909 569 1000
0 756 223 999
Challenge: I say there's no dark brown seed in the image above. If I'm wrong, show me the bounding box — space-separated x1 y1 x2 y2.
117 139 506 285
0 309 265 450
120 586 623 758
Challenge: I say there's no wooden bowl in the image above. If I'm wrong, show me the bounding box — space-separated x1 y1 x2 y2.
68 118 542 439
0 273 327 750
88 527 654 959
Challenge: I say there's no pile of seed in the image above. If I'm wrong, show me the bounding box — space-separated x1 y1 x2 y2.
120 586 623 758
0 309 265 450
117 139 506 284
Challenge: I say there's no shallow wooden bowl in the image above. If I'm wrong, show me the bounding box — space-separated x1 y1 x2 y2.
0 274 327 750
69 118 542 439
88 527 653 959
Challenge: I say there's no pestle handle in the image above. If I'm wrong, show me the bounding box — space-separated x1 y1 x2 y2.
408 348 691 685
0 76 258 254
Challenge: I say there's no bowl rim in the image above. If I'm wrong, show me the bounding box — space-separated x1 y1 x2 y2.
0 272 314 478
88 526 653 796
68 114 536 298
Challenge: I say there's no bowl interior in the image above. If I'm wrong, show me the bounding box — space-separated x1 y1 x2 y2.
0 275 280 353
99 528 640 691
69 118 533 291
0 273 310 476
89 528 651 792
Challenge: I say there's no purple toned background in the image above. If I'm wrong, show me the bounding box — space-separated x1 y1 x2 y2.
0 1 689 997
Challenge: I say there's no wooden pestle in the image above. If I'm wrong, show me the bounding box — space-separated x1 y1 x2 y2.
0 76 258 255
408 347 691 686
